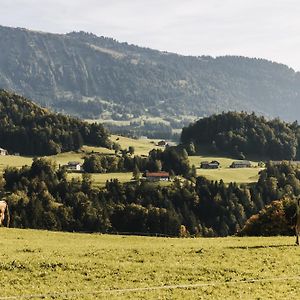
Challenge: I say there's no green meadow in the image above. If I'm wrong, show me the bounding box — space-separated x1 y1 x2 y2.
0 136 265 186
189 155 263 184
0 228 299 299
110 134 162 156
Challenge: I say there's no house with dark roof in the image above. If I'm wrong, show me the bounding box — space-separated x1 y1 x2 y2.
200 161 220 169
230 161 251 168
157 140 167 147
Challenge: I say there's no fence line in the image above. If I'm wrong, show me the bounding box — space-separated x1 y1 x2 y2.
1 276 300 299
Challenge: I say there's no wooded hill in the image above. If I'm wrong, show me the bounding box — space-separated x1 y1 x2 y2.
0 25 300 122
2 158 298 237
181 111 300 160
0 90 111 155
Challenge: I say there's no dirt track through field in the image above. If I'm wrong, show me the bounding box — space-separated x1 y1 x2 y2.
1 276 300 299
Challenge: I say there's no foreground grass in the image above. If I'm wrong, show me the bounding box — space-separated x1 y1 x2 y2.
0 229 299 299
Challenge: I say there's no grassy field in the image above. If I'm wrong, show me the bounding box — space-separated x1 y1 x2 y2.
110 134 162 156
67 172 134 187
0 155 33 172
0 228 299 299
0 135 159 186
189 155 263 184
0 138 265 185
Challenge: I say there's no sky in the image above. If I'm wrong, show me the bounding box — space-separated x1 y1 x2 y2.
1 0 299 70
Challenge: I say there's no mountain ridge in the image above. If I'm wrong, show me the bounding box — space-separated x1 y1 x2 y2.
0 24 299 123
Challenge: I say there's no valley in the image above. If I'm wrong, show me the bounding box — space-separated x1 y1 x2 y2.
1 4 300 300
0 134 262 186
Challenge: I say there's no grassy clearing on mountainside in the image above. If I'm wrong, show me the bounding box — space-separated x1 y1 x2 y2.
110 134 162 156
189 155 263 184
0 228 299 300
0 135 160 186
67 172 134 187
0 137 265 185
0 155 32 172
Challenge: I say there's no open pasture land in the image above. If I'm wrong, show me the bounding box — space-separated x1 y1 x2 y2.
111 135 162 156
0 155 32 173
0 229 299 300
189 155 263 184
195 167 263 184
67 172 134 187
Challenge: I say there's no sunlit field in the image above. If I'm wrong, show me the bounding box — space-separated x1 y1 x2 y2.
67 172 134 187
0 138 265 186
0 155 32 172
189 155 263 184
110 134 162 156
0 228 299 299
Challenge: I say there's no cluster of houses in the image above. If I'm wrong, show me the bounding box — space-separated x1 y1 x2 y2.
200 160 252 169
61 162 171 182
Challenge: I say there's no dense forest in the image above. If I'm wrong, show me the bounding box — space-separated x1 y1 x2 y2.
0 25 300 123
0 90 111 155
181 111 300 160
1 158 298 237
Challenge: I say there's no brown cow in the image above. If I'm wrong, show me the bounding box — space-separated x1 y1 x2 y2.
296 198 300 245
0 200 10 227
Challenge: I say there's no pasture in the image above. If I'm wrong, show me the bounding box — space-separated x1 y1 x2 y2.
67 172 134 187
0 155 32 173
189 155 263 184
110 134 162 156
0 228 299 299
0 138 265 186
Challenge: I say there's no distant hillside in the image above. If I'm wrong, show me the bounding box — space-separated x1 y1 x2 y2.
0 90 111 155
0 25 300 123
181 111 300 160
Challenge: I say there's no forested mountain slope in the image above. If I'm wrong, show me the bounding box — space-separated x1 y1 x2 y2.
181 111 300 160
0 25 300 121
0 90 111 155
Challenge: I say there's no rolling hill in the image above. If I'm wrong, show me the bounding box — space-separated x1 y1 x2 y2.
0 25 300 123
0 90 111 155
181 111 300 160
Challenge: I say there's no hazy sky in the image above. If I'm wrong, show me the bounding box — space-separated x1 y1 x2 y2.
1 0 299 70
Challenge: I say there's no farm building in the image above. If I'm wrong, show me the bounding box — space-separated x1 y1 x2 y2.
0 148 8 156
145 171 170 181
65 161 82 172
157 140 167 147
230 161 251 168
200 161 220 169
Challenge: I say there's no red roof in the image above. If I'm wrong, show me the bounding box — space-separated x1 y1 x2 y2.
146 172 169 177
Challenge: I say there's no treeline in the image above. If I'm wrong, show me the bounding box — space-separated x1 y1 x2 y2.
1 158 298 236
181 111 300 160
241 162 300 236
83 147 193 177
0 90 111 155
